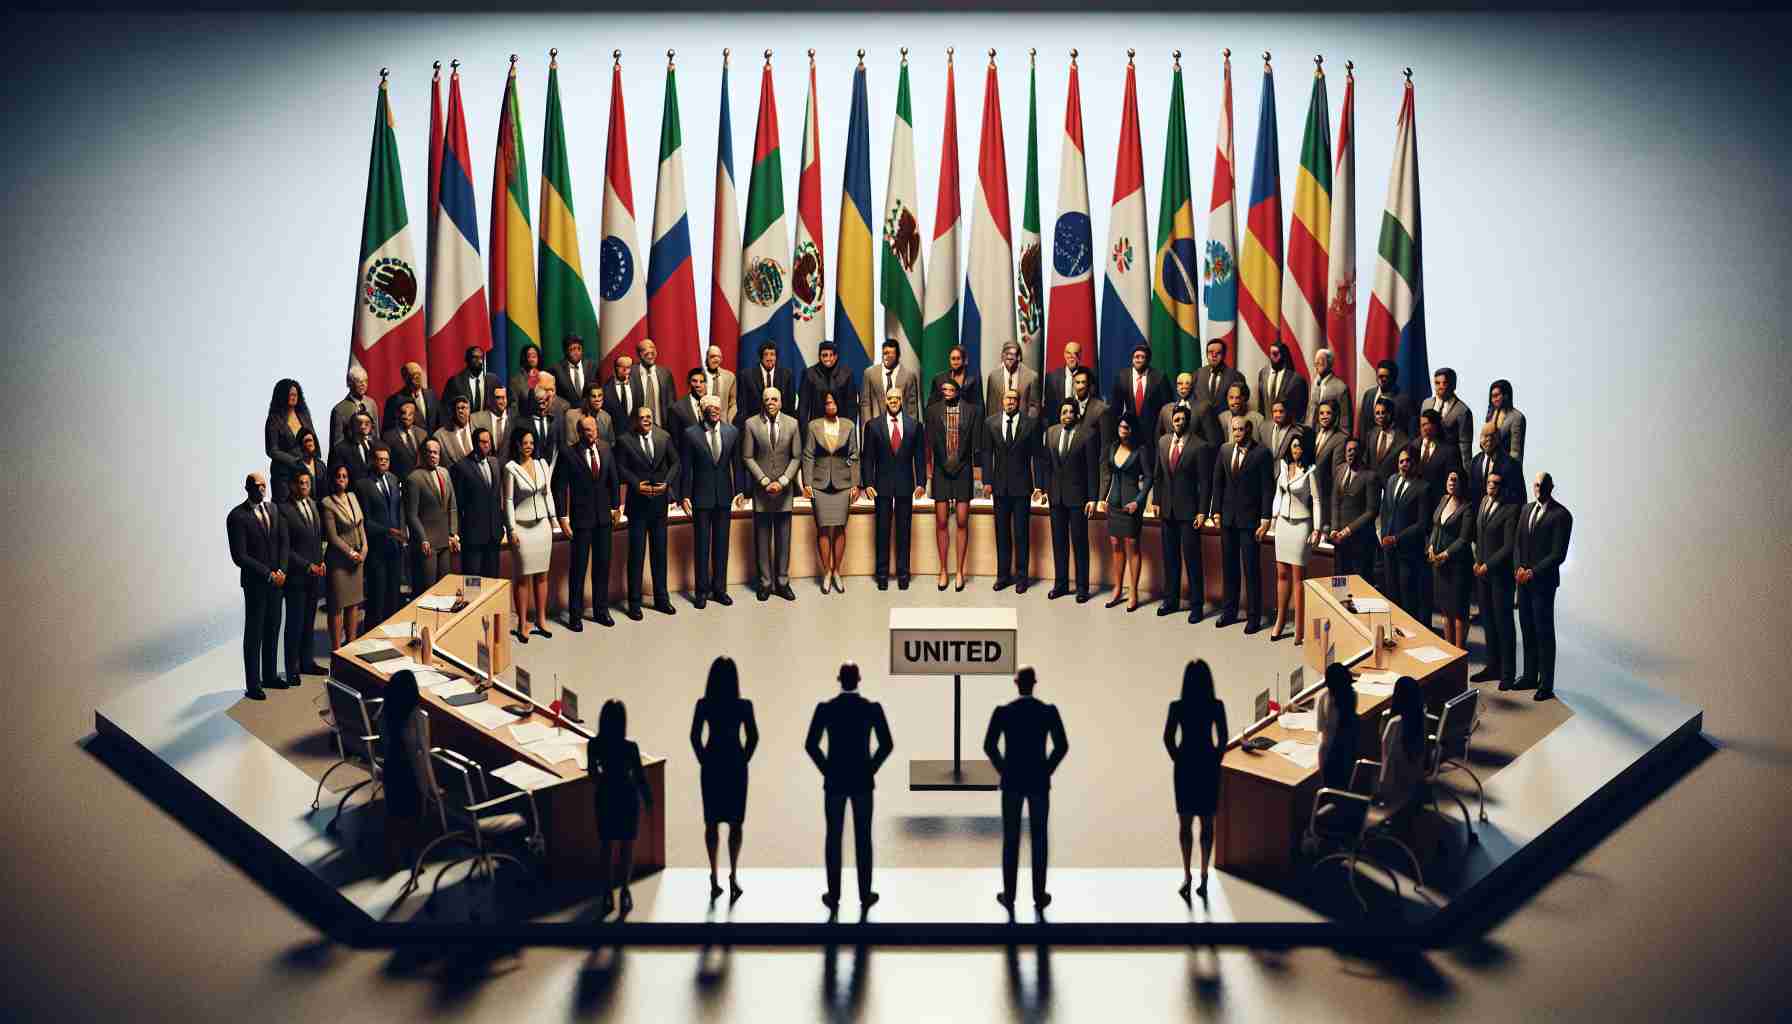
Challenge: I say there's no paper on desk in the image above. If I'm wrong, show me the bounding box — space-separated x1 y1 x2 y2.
415 595 458 611
430 680 478 699
380 657 426 676
413 670 455 688
343 637 394 656
1279 709 1319 733
491 761 563 792
458 702 517 731
1405 644 1452 664
1355 680 1396 698
1351 597 1391 613
1271 740 1320 770
378 622 414 638
530 740 588 770
509 722 556 745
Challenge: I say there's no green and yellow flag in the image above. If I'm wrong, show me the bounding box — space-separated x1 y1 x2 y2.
537 50 596 373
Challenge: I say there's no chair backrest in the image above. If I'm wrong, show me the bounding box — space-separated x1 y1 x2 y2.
1434 688 1481 763
1310 789 1370 843
325 679 382 766
409 709 448 826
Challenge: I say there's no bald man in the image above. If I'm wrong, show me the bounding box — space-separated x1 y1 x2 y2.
701 344 739 425
1156 371 1219 444
1043 341 1088 420
328 366 380 452
383 361 438 433
1304 348 1352 435
635 338 678 429
227 472 288 699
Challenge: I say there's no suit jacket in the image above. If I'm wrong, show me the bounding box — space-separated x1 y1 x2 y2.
804 692 894 793
1358 387 1416 439
1261 419 1304 464
701 367 739 425
1472 497 1518 570
432 422 478 466
1109 366 1171 434
984 364 1042 419
562 405 617 449
552 440 622 527
1193 363 1247 414
803 418 860 492
471 408 517 460
615 428 680 512
1308 427 1349 499
1072 396 1109 439
798 364 856 428
380 426 429 482
451 454 506 545
404 465 459 547
1329 461 1381 538
634 363 679 428
862 412 926 495
1467 449 1523 507
1256 364 1309 423
440 368 500 415
1156 397 1221 445
280 498 326 579
741 413 802 512
679 422 741 510
1100 442 1154 511
1154 432 1215 522
550 357 600 412
861 361 922 423
1306 372 1353 434
1041 422 1103 507
1422 395 1476 469
667 392 707 444
1515 500 1572 587
924 401 980 479
328 439 376 485
383 388 438 433
1363 426 1409 482
980 411 1040 496
355 472 408 554
1428 500 1474 564
1042 365 1090 420
1488 407 1526 463
1214 409 1263 453
602 376 649 427
1377 474 1429 553
736 365 797 425
1211 442 1274 526
228 501 289 588
928 369 983 413
328 395 380 452
264 411 316 480
1411 436 1462 523
982 696 1069 793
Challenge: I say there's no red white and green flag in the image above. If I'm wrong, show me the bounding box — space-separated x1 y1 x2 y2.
1017 49 1045 372
737 52 795 373
1279 58 1332 379
791 53 826 371
879 51 925 373
349 72 425 403
919 50 962 391
1328 63 1359 400
1363 75 1428 399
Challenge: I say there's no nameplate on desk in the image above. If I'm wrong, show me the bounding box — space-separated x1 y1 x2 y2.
464 576 482 589
360 647 404 664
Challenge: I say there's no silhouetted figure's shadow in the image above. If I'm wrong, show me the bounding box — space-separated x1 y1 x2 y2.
1005 942 1054 1022
820 942 870 1023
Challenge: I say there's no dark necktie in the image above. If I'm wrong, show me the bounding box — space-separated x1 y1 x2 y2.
1005 415 1015 444
588 446 598 475
1232 447 1243 474
1170 438 1182 471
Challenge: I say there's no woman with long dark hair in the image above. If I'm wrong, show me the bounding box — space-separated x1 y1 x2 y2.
508 343 545 411
1427 469 1474 648
378 670 425 872
321 462 368 647
266 378 316 502
802 392 860 594
1316 662 1359 791
1270 431 1323 643
1163 659 1228 901
590 699 652 918
689 656 760 902
1484 378 1526 465
1099 414 1153 611
1379 676 1429 814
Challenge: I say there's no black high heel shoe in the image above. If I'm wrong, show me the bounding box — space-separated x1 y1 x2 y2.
729 877 744 903
512 629 529 645
955 576 967 592
1104 591 1126 609
709 878 724 902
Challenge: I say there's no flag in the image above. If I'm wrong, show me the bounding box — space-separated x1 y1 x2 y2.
425 63 492 388
1202 50 1241 365
1363 75 1428 402
880 53 925 375
648 53 702 380
1150 54 1200 378
961 52 1015 383
349 73 425 403
1279 60 1332 380
710 52 742 371
1098 55 1150 400
1017 51 1045 372
834 56 876 386
790 55 827 373
597 55 648 379
1236 59 1282 381
489 59 538 381
1046 54 1094 373
919 52 962 390
738 54 795 375
1329 64 1360 400
425 61 443 343
537 52 597 376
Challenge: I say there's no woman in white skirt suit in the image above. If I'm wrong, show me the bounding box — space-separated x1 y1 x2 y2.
1270 432 1324 644
505 426 557 643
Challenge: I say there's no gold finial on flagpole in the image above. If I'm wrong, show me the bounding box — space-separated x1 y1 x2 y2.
900 46 908 65
1029 47 1036 67
723 48 731 67
857 48 866 66
989 47 997 67
1345 59 1354 78
432 60 441 79
1262 50 1271 71
549 49 558 70
808 48 816 67
1314 53 1324 77
1173 49 1181 70
1127 48 1136 66
947 46 955 64
1223 48 1231 60
450 58 460 75
668 48 676 69
379 67 389 84
1403 66 1413 81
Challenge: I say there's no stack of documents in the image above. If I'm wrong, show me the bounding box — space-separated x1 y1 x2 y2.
415 595 458 612
380 657 427 676
1352 597 1391 613
491 761 562 791
1270 739 1320 770
429 679 479 700
378 623 414 639
529 740 588 770
1279 709 1319 733
508 722 557 745
342 637 394 657
1354 670 1398 698
1406 645 1452 664
459 703 517 730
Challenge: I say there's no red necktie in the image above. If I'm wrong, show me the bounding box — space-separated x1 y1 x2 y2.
588 447 598 475
1134 373 1146 413
891 416 902 450
1171 439 1182 471
436 470 446 499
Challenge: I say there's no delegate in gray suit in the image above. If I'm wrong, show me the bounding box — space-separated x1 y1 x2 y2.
404 456 460 588
742 408 803 592
861 351 922 423
1422 377 1476 469
984 358 1042 420
802 416 861 528
1306 366 1353 436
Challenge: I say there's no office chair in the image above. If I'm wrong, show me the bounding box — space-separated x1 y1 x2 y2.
314 679 384 835
1305 752 1429 912
1425 687 1488 846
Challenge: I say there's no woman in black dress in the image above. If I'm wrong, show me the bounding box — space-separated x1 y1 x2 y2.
927 343 982 413
265 378 316 502
1427 468 1474 649
377 670 425 873
689 656 759 903
1316 661 1359 792
926 377 979 591
1163 659 1228 901
1099 415 1153 611
590 699 653 918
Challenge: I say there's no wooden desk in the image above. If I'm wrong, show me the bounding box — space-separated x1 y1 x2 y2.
330 574 667 880
1213 574 1466 882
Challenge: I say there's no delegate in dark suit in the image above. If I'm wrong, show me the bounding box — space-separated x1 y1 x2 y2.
616 427 680 614
1328 457 1380 576
354 469 407 627
440 366 500 415
984 363 1042 420
553 438 622 625
679 418 740 603
1256 362 1309 425
383 387 438 434
451 453 506 578
328 437 376 485
227 495 287 695
1193 362 1246 420
382 425 428 482
983 689 1069 906
1153 428 1215 618
1363 424 1409 487
1472 495 1519 686
1109 365 1171 438
602 375 648 428
1515 498 1572 697
634 362 679 429
1467 447 1523 509
1210 438 1274 627
861 409 926 586
1376 470 1430 617
804 687 894 904
1157 397 1221 445
550 356 600 416
1358 384 1416 440
736 363 797 426
404 462 459 588
1041 418 1103 598
798 361 855 431
279 496 326 681
979 407 1040 589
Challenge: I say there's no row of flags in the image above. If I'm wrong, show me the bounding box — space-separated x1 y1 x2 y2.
349 49 1428 421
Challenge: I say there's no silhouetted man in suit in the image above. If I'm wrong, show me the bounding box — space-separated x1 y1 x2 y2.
1326 438 1380 577
804 662 894 914
1210 414 1274 633
227 472 287 699
1377 448 1430 616
1471 471 1520 689
861 388 926 590
355 446 406 628
980 388 1040 592
1042 398 1103 602
1515 472 1572 701
1152 406 1216 622
440 343 500 415
616 406 680 619
982 666 1069 913
554 415 622 629
679 396 743 609
279 468 328 683
1110 343 1170 441
451 427 505 578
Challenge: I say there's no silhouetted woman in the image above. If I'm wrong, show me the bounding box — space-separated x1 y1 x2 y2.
1163 659 1228 901
591 699 652 918
1316 662 1359 791
378 670 425 873
689 656 760 902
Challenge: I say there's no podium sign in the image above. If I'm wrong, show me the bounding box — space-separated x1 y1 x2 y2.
890 608 1018 791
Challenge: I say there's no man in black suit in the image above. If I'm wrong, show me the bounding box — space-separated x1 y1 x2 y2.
1363 395 1409 485
979 388 1039 593
383 361 438 433
381 400 428 483
1256 341 1309 425
550 334 599 414
1193 338 1247 427
1467 420 1522 507
1376 448 1430 616
1470 470 1520 689
803 662 894 914
329 411 378 485
1515 472 1572 701
1041 340 1088 421
1041 398 1103 602
1067 368 1108 442
1308 399 1348 491
355 446 407 628
603 354 646 427
520 386 563 475
736 341 796 426
554 415 622 629
451 427 506 579
1326 437 1380 577
667 367 709 451
1156 372 1219 445
797 340 854 431
615 406 680 620
1210 414 1274 632
1152 405 1215 622
1110 343 1170 442
634 338 678 429
279 467 328 683
226 473 287 700
1357 358 1416 439
861 388 926 590
440 344 500 415
679 396 742 609
982 665 1069 913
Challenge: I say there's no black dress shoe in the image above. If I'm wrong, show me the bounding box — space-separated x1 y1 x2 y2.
1497 678 1514 691
1215 614 1238 628
777 585 797 601
624 606 644 621
993 578 1012 592
821 892 840 912
1157 604 1179 617
1188 609 1204 625
1047 586 1070 600
1532 687 1555 702
653 601 677 615
1243 620 1262 635
898 577 910 590
756 587 770 602
1469 667 1499 683
302 663 329 676
596 612 616 627
712 591 734 606
266 676 292 689
566 619 584 633
1513 676 1538 691
1015 582 1029 595
995 891 1016 912
513 629 529 644
694 597 707 610
1075 591 1093 604
532 626 553 638
875 577 889 591
244 687 267 701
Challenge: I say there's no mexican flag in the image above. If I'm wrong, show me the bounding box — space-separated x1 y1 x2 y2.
879 55 926 374
920 53 962 391
349 74 425 403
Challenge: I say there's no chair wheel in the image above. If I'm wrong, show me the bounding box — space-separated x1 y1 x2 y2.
1468 831 1480 846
